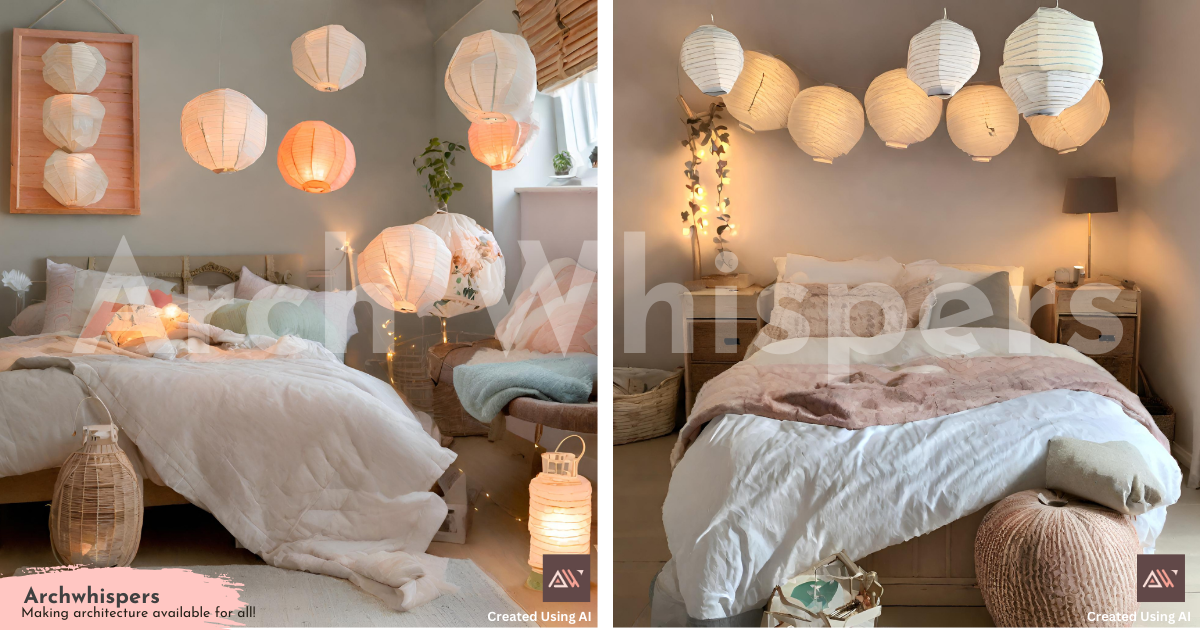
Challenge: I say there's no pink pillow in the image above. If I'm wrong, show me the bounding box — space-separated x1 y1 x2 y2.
80 301 123 339
9 302 46 336
150 289 173 308
495 259 597 354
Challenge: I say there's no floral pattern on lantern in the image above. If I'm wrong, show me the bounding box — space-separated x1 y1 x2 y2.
44 149 108 207
723 51 800 133
415 211 506 318
468 118 539 171
680 24 744 97
291 25 367 92
357 224 452 314
445 30 537 124
42 42 106 94
180 88 268 173
1027 80 1109 154
865 69 943 149
528 438 592 576
43 94 105 152
277 121 356 193
788 85 864 163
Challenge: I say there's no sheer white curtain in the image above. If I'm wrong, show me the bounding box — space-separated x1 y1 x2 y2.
550 70 599 169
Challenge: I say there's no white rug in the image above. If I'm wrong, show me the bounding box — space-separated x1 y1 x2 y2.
183 560 537 627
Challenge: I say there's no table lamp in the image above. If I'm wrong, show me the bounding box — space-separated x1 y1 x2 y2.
1062 177 1117 279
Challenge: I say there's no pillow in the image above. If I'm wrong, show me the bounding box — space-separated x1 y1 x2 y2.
41 259 79 334
946 263 1027 323
80 301 124 338
66 269 177 336
208 299 334 347
233 267 358 353
922 271 1028 331
774 254 904 285
9 302 46 336
1046 437 1166 515
494 258 597 354
748 282 906 358
900 260 1028 323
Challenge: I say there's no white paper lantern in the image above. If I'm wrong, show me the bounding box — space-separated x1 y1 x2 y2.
42 42 106 94
680 25 744 97
1000 7 1103 117
468 119 539 171
723 51 800 133
1027 80 1109 154
357 225 452 314
906 13 980 98
180 88 268 173
43 94 105 152
43 150 108 207
946 85 1019 162
865 69 943 149
445 30 536 124
787 85 864 164
415 211 506 318
291 25 367 92
528 446 592 575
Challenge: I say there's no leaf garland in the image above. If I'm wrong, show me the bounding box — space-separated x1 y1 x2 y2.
680 102 734 255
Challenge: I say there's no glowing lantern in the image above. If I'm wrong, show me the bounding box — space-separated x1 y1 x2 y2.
43 150 108 207
42 42 106 94
906 12 979 98
277 121 356 193
528 437 592 585
415 211 506 318
357 224 452 314
445 30 536 124
723 51 799 133
1027 80 1109 154
291 25 367 92
467 119 539 170
787 85 864 164
946 85 1019 162
1000 7 1103 117
43 94 105 152
680 24 744 97
179 88 268 173
865 69 943 149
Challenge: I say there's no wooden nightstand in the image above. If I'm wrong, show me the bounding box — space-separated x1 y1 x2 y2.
683 285 765 413
1030 276 1141 393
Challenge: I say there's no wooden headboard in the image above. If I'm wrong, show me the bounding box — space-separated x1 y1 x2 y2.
48 254 305 293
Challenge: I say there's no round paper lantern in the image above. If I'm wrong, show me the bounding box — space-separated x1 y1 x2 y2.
277 121 356 193
43 150 108 207
1027 80 1109 154
906 14 979 98
680 24 744 97
1000 7 1103 117
43 94 105 152
291 25 367 92
445 30 536 124
723 51 800 133
946 85 1019 162
415 211 506 318
528 444 592 577
787 85 864 163
42 42 106 94
864 69 942 149
357 224 452 314
467 119 539 171
180 88 268 173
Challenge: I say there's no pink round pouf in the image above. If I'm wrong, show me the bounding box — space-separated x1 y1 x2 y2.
975 490 1140 627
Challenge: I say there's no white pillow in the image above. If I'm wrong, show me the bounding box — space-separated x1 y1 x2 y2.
10 302 46 336
775 254 904 285
234 267 359 352
66 269 178 336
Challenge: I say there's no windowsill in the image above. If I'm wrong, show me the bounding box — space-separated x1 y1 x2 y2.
515 186 598 193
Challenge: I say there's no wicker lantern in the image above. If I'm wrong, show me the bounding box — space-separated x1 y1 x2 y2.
467 119 539 171
528 436 592 587
277 121 356 193
1000 7 1103 118
43 150 108 207
906 11 979 99
787 85 864 163
723 51 799 133
414 211 506 318
291 25 367 92
1027 80 1109 154
864 69 943 149
180 88 268 173
358 224 452 314
680 24 744 97
946 85 1018 162
43 94 105 152
445 30 537 124
42 42 106 94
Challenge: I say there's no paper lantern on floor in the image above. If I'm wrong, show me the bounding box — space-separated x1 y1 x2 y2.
723 51 800 133
468 118 539 171
946 85 1019 162
865 69 943 149
180 88 268 173
1027 80 1109 154
277 121 356 193
446 30 536 124
43 94 105 152
358 224 452 314
906 13 979 98
42 42 106 94
680 25 744 97
44 150 108 207
1000 7 1103 118
787 85 864 163
528 437 592 578
291 25 367 92
415 211 506 318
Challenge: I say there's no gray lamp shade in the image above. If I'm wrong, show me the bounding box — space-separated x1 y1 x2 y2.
1063 177 1117 214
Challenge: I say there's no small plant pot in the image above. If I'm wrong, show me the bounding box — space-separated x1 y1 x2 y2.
555 169 571 177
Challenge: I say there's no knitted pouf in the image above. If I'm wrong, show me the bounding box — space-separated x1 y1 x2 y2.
975 490 1139 627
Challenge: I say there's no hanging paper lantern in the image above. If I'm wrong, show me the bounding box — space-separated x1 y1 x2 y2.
946 85 1019 162
180 88 268 173
906 13 979 98
445 30 536 124
787 85 864 164
291 25 367 92
43 150 108 207
528 442 592 578
1027 80 1109 154
680 25 744 97
357 225 452 314
415 211 506 318
1000 7 1103 118
277 121 356 193
468 119 539 171
42 42 106 94
723 51 800 133
864 69 942 149
43 94 105 152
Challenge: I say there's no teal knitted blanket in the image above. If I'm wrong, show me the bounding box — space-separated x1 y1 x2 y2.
452 354 597 422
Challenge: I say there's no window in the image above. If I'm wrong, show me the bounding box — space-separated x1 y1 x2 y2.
551 70 599 168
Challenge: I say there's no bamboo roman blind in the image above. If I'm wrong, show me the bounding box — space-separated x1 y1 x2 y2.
516 0 597 93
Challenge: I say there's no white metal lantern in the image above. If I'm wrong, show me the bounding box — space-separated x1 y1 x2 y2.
723 51 800 133
291 25 367 92
680 24 744 97
865 69 943 149
445 30 537 124
467 119 539 171
179 88 268 173
1027 80 1109 154
528 437 592 576
787 85 864 164
906 12 979 99
1000 7 1103 118
43 94 105 152
42 42 106 94
946 85 1019 162
415 211 506 318
357 224 453 314
43 150 108 207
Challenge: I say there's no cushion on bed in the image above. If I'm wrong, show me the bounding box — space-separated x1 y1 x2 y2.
1046 437 1167 515
9 302 46 336
774 254 904 285
922 272 1028 331
63 268 178 336
233 267 358 353
209 299 336 348
748 282 906 358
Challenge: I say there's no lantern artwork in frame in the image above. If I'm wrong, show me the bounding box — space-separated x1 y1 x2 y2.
42 41 107 94
527 436 592 590
43 94 105 152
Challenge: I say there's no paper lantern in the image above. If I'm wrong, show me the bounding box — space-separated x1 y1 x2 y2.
468 119 539 171
528 440 592 576
415 211 506 318
43 94 105 152
680 25 744 97
43 150 108 207
42 42 106 94
865 69 943 149
946 85 1019 162
1000 7 1103 117
291 25 367 92
906 13 979 98
446 30 536 124
787 85 864 163
357 224 452 314
1027 80 1109 154
723 51 800 133
277 121 356 193
180 88 268 173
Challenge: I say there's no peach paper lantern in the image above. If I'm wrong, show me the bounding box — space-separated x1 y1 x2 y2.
180 88 268 173
357 225 452 314
277 121 356 193
468 119 539 170
528 437 592 580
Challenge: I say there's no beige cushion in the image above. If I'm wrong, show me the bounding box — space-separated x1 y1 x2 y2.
1046 437 1166 515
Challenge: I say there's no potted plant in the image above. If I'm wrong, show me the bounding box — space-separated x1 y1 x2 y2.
414 138 465 212
553 150 573 176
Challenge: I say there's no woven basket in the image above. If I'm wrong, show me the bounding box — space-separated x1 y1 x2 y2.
388 331 492 416
614 369 683 445
428 336 502 437
1139 367 1176 442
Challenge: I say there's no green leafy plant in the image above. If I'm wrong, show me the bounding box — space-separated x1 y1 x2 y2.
553 150 573 175
680 102 734 257
414 138 465 209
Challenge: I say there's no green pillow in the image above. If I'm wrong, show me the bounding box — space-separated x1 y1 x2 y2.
208 299 335 348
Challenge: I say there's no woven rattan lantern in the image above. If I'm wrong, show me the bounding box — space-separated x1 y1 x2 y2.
42 42 106 94
44 150 108 207
946 85 1018 162
1027 80 1109 154
292 25 367 92
358 224 452 314
865 69 943 149
906 11 979 99
723 51 799 133
680 24 744 97
1000 7 1103 118
446 30 537 124
467 119 539 171
787 85 864 163
415 211 506 318
180 88 268 173
43 94 105 152
277 121 356 193
528 436 592 587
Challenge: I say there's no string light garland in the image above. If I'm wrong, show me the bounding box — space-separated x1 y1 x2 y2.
678 100 736 279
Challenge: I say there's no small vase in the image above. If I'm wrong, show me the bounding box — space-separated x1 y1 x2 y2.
14 291 25 314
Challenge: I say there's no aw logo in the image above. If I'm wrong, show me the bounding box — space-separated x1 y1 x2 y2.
542 554 590 603
1138 554 1185 602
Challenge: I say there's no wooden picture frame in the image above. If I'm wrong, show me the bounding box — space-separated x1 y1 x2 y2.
10 28 139 215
